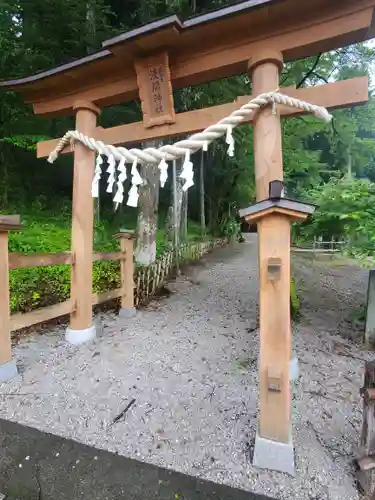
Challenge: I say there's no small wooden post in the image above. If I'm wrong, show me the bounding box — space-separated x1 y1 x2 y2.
248 49 294 475
114 230 136 319
0 215 21 381
330 236 335 259
66 100 99 345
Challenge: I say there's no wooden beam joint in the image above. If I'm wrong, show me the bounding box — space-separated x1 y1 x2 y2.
73 100 100 115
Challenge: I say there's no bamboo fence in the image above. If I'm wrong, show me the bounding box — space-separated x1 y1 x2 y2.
134 238 227 306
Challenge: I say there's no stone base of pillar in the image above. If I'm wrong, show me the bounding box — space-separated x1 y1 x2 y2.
65 325 96 345
253 433 295 475
0 359 18 382
119 307 137 319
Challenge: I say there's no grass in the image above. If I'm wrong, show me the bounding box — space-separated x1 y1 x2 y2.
235 357 256 372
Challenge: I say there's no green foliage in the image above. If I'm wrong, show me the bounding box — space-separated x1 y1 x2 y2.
219 215 241 241
6 202 115 312
92 261 120 294
290 279 300 319
235 357 254 372
9 266 70 312
297 177 375 258
0 135 51 151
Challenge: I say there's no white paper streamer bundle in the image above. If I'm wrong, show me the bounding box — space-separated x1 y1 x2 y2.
127 160 143 207
180 151 194 191
158 157 168 187
113 157 127 206
90 138 236 206
91 153 103 198
106 154 116 193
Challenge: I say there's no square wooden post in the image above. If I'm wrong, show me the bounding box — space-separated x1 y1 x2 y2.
248 49 295 475
114 230 136 319
0 215 21 381
66 100 100 345
240 199 314 475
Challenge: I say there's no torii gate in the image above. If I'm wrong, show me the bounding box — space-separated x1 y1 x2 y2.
1 0 374 475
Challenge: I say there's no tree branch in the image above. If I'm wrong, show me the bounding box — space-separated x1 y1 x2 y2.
296 53 322 88
311 72 329 84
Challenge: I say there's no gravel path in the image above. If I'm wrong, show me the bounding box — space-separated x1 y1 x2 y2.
0 236 372 500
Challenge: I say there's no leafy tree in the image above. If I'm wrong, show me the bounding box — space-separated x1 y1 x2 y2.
296 177 375 257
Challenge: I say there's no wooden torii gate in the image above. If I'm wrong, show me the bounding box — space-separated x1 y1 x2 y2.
1 0 374 475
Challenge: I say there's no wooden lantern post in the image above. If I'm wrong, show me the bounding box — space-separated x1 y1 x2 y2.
247 49 295 474
0 215 21 381
66 100 100 345
114 230 136 318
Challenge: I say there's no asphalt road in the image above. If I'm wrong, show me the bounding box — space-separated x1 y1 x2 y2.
0 419 272 500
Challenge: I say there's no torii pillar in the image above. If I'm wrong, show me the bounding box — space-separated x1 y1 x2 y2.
65 100 99 345
248 49 295 474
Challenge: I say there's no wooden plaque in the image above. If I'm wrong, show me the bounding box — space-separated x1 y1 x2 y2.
135 52 175 129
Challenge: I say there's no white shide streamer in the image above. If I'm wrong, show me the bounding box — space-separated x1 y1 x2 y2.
180 151 194 191
126 160 143 208
91 153 103 198
106 154 116 194
113 157 127 206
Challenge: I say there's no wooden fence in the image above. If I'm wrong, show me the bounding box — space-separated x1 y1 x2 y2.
8 249 126 332
292 236 347 256
5 232 226 333
0 212 227 378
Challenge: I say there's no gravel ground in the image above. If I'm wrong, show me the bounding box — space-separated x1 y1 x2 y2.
0 235 372 500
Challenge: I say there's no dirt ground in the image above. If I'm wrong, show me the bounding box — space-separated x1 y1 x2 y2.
293 252 368 343
0 236 373 500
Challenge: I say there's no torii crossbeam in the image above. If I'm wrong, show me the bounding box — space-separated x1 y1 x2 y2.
1 0 374 477
36 77 368 158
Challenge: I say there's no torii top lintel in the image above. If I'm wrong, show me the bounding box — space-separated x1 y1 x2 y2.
1 0 374 117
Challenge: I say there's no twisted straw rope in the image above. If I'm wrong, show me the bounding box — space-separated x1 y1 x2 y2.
47 91 332 165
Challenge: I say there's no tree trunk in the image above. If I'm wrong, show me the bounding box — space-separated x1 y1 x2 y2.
180 189 188 241
86 2 96 54
347 143 353 178
165 158 184 242
135 140 161 265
